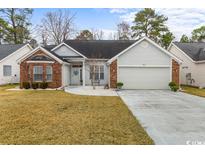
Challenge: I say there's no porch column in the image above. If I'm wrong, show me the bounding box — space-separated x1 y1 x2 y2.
82 60 86 86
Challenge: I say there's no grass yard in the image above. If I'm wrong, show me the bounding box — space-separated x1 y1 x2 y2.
0 84 153 145
181 85 205 98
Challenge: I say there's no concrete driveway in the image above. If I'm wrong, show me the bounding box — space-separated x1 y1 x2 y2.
117 90 205 145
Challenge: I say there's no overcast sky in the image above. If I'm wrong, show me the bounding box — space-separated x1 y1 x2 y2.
31 8 205 41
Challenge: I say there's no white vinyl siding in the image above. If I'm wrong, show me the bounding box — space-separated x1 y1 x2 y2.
3 65 12 76
33 66 43 81
53 45 80 56
46 66 52 81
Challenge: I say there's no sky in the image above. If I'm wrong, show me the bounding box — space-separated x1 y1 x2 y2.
31 8 205 41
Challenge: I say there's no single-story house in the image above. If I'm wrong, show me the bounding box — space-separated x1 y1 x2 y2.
18 37 181 89
0 44 33 85
168 42 205 88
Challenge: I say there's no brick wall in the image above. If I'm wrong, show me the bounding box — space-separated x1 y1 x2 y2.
172 59 180 85
20 50 62 88
110 60 117 88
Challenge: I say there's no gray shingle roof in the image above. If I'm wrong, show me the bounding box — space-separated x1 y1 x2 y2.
44 40 136 59
173 42 205 61
0 44 26 61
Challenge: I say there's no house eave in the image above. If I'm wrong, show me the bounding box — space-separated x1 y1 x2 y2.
26 61 55 64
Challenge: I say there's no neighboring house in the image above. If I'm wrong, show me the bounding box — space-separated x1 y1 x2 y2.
18 37 181 89
0 44 33 85
168 42 205 88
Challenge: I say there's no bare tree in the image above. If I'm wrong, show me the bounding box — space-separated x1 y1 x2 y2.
117 21 131 40
36 25 49 46
40 9 75 45
108 32 117 40
91 29 104 40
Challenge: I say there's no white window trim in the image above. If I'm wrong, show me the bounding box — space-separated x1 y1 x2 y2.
46 66 53 82
89 65 104 80
3 65 12 77
33 66 43 82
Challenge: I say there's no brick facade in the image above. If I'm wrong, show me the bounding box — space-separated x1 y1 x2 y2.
172 59 180 85
110 60 117 88
20 50 62 88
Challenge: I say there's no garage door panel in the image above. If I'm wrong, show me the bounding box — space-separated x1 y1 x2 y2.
118 67 170 89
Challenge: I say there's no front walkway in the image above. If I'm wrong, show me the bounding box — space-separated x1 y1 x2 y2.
64 86 118 96
118 90 205 145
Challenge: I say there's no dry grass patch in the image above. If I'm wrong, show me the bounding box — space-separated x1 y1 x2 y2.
0 85 153 144
181 85 205 98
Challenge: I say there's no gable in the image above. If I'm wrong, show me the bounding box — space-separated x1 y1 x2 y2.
0 44 25 61
172 42 205 61
18 47 64 64
24 50 56 62
169 44 195 67
0 44 32 62
118 39 171 65
52 45 83 57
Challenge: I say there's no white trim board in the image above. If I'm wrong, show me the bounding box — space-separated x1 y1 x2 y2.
51 42 87 59
26 61 55 64
108 37 182 64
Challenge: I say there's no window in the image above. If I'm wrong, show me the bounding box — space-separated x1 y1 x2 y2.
33 66 43 81
100 65 104 80
46 66 52 81
89 65 104 80
3 65 12 76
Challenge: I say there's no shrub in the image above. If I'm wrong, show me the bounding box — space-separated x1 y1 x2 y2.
172 86 179 92
32 82 39 89
169 81 179 92
39 82 48 89
116 82 124 89
22 82 30 89
169 81 176 87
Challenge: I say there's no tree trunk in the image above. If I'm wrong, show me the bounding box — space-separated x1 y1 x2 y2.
10 8 17 44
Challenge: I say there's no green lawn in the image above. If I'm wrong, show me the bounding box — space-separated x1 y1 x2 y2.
181 85 205 98
0 84 153 145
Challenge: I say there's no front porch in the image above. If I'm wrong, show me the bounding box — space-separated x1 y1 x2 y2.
61 57 86 87
64 86 118 96
63 58 108 87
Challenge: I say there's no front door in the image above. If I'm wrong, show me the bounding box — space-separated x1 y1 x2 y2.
71 66 81 85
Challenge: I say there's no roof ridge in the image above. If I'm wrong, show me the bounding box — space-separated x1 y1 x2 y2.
0 43 26 46
65 40 136 42
174 42 205 44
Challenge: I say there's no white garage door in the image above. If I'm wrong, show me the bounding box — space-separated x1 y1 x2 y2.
118 67 171 89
